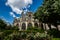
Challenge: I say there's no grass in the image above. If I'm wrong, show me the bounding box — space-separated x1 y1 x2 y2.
52 38 60 40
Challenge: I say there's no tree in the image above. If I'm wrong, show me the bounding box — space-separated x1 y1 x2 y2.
0 19 7 30
34 0 60 30
34 6 45 29
43 0 60 30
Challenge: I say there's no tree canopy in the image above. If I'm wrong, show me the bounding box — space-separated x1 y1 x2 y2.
34 0 60 27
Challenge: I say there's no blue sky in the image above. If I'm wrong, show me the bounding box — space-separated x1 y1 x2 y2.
0 0 43 24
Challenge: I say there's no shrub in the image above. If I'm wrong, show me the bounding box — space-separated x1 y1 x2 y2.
27 33 35 40
47 29 60 38
27 27 45 33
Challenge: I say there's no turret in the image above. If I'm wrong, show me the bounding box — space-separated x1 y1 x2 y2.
21 11 26 21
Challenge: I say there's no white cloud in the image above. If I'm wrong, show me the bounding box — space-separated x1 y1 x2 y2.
6 0 33 15
10 12 16 17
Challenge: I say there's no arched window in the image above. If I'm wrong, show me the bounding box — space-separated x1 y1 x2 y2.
28 23 32 27
16 23 19 27
22 23 26 30
34 23 38 28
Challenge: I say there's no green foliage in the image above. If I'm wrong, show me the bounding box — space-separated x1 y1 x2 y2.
0 29 50 40
47 29 60 38
0 18 13 31
52 38 60 40
12 26 19 30
27 27 45 33
0 19 7 30
4 33 20 40
0 30 14 40
27 33 35 40
34 0 60 29
20 32 27 39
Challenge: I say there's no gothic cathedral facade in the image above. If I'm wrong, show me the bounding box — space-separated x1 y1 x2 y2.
13 12 39 30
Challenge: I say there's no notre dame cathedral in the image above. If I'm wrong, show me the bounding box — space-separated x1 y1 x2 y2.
13 11 39 30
